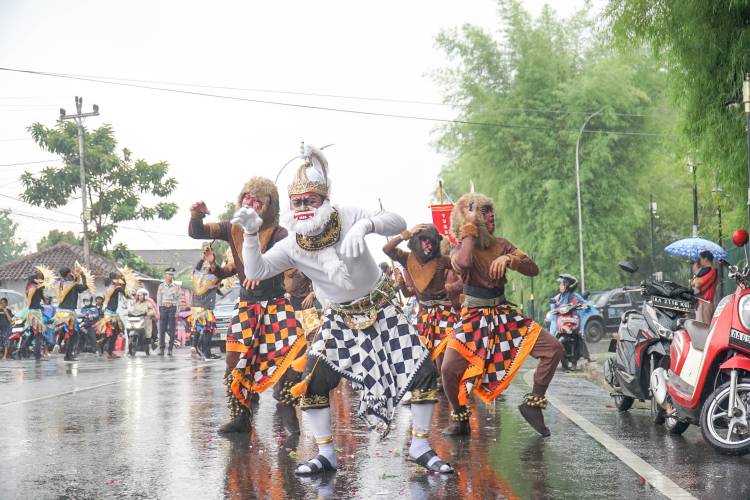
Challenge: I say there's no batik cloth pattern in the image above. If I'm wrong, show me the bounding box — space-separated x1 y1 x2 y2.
188 307 216 335
303 303 430 427
54 309 79 340
295 307 323 336
416 304 458 360
229 297 306 408
94 309 124 338
447 305 541 405
26 310 44 336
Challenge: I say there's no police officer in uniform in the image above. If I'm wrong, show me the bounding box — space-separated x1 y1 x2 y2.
157 267 180 356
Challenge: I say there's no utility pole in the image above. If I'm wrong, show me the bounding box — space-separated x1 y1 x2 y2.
649 195 657 272
60 96 99 268
575 108 603 295
529 254 535 321
713 176 724 298
688 155 699 237
743 74 750 228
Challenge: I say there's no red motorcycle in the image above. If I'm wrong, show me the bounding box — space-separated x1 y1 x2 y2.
650 229 750 455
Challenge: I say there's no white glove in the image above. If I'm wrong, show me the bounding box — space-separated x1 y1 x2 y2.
231 207 263 234
341 219 372 259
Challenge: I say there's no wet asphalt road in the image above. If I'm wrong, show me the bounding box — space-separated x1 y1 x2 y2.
0 349 747 499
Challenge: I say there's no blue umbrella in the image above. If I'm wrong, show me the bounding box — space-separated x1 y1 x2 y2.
664 237 728 261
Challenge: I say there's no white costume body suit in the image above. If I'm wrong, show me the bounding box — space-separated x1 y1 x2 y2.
236 144 452 475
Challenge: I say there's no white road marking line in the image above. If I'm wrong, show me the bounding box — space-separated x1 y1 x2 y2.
0 364 202 407
523 371 696 500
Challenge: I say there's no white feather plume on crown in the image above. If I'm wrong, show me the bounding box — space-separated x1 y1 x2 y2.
34 265 58 292
288 144 331 197
305 144 328 175
117 266 141 297
74 261 96 297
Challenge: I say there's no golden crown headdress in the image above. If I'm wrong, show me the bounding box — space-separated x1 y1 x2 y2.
287 144 330 197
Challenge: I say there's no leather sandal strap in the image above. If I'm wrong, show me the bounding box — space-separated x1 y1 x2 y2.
295 454 336 475
412 450 454 473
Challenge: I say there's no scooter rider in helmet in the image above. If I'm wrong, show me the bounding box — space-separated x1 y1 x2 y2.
550 274 591 362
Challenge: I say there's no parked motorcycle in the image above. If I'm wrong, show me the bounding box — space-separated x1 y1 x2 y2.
6 317 25 359
604 261 695 423
126 313 149 357
550 302 586 370
651 229 750 455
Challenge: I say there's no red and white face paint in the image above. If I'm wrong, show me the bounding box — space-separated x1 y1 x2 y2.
290 193 325 220
481 205 495 233
420 238 434 256
242 192 264 212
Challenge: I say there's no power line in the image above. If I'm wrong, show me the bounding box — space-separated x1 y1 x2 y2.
0 96 68 100
1 207 75 225
0 192 80 219
0 159 58 167
0 67 676 138
0 108 59 112
0 102 60 107
0 191 192 239
40 70 669 119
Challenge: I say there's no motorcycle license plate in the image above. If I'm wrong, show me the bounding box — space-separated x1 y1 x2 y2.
608 338 617 353
729 328 750 353
650 295 692 313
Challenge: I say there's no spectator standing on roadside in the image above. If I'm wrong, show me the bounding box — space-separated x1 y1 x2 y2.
692 250 719 324
0 298 14 360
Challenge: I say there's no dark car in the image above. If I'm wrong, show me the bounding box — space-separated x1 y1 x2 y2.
587 288 645 333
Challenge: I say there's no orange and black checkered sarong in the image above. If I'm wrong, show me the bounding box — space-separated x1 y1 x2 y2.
416 304 458 360
446 305 541 405
230 297 306 409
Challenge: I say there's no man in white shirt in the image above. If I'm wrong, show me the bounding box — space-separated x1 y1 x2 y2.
156 267 180 356
233 144 452 476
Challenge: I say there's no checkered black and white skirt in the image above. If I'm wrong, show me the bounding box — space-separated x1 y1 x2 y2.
310 303 430 427
416 304 458 360
447 305 541 405
229 298 307 409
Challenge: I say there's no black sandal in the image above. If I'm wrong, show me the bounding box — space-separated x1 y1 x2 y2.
410 449 454 474
294 454 336 476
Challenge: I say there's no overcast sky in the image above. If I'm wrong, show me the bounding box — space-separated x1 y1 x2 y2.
0 0 587 263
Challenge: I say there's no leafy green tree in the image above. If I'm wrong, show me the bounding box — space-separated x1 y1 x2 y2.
219 201 235 221
0 210 27 264
21 122 179 252
607 0 750 230
434 1 681 296
108 243 161 278
209 201 237 266
37 229 82 251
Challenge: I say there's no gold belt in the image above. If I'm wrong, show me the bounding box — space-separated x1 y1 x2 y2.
327 275 395 330
463 294 507 308
419 299 453 307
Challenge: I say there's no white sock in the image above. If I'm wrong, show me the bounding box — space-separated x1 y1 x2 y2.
410 403 451 472
409 403 433 458
297 407 337 473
